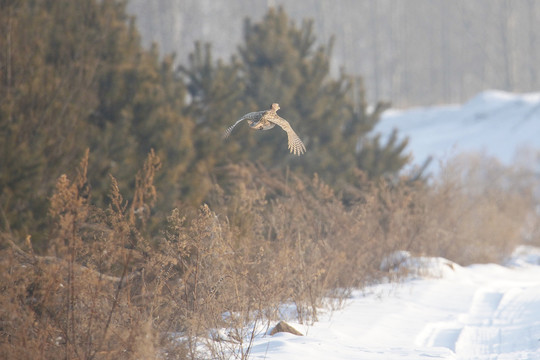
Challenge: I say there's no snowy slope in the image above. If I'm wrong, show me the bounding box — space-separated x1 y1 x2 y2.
249 246 540 360
375 90 540 173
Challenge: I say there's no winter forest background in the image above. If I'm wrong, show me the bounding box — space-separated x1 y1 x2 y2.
127 0 540 106
2 1 540 359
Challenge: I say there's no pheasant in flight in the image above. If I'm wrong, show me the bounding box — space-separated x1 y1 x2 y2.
224 103 306 155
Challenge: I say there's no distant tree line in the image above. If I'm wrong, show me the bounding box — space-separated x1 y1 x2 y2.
0 0 408 248
128 0 540 106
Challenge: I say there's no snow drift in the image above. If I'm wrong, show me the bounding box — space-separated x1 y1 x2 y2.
249 246 540 360
376 90 540 174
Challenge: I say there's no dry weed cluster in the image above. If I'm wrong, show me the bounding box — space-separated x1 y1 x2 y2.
1 151 538 359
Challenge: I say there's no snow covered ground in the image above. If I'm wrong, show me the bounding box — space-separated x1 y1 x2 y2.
249 246 540 360
246 93 540 359
375 90 540 174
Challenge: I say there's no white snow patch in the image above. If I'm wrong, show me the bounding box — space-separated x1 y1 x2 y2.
375 90 540 174
506 245 540 267
380 251 459 279
248 246 540 360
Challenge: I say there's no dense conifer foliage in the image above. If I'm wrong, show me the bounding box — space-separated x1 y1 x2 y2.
1 1 406 246
181 8 409 201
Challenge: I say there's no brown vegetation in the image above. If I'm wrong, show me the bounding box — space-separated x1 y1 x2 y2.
1 150 538 359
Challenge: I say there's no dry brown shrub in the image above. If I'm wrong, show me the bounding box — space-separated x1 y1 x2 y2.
418 153 537 264
1 151 539 359
1 150 165 360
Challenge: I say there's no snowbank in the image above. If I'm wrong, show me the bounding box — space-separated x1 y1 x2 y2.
249 246 540 359
376 90 540 174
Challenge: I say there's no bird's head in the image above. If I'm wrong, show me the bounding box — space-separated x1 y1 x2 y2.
271 103 280 111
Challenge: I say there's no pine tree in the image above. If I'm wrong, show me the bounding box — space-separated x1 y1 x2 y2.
1 0 101 246
179 7 410 202
179 42 247 203
0 0 195 246
237 7 409 186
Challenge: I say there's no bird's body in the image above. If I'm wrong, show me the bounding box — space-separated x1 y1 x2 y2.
224 103 306 155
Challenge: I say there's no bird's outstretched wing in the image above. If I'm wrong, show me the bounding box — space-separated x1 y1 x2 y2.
223 111 264 139
268 116 306 155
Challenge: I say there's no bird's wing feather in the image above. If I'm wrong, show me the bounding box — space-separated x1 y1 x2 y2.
223 118 245 139
268 116 306 155
223 111 264 139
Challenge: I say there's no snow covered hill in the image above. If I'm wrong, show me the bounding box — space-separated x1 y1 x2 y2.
249 246 540 360
375 90 540 174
